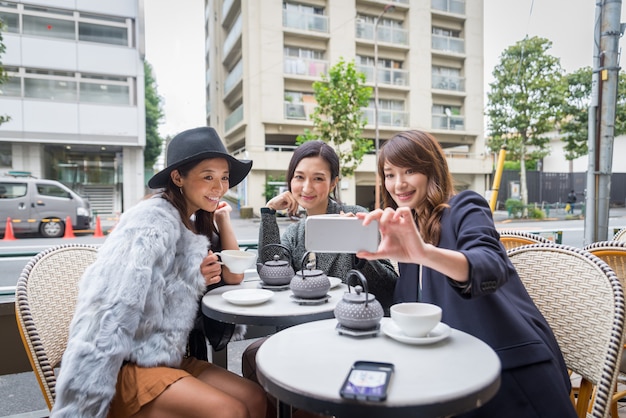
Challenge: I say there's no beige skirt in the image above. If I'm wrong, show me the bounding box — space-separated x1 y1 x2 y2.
107 357 211 417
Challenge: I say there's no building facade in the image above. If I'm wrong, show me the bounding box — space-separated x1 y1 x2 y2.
0 0 146 215
204 0 490 214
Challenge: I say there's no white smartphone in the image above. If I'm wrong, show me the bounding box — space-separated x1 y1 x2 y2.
305 214 379 253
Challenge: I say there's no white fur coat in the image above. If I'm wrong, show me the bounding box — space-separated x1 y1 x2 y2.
52 196 212 417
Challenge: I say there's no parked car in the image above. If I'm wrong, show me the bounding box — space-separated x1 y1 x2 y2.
0 174 92 238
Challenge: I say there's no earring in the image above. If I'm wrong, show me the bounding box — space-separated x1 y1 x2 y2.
179 187 183 194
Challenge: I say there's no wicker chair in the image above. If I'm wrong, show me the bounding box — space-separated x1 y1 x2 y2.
614 228 626 243
507 243 625 418
14 244 98 411
583 240 626 418
498 229 551 251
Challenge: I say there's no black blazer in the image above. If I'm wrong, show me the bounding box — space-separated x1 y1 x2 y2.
394 191 568 375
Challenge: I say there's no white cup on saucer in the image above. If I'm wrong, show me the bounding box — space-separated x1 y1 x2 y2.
390 302 442 338
214 250 257 274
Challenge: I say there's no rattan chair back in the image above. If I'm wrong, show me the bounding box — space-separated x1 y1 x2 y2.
583 240 626 417
14 244 98 411
507 243 625 418
498 230 551 251
613 228 626 243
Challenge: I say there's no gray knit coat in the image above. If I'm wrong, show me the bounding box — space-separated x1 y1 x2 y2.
259 199 398 312
52 196 211 417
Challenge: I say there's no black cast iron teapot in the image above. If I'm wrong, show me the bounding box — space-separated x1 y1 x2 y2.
334 270 383 330
290 251 331 299
256 244 295 286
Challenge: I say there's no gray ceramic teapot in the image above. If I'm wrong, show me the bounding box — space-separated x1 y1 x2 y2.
256 244 295 286
334 270 383 330
290 251 331 299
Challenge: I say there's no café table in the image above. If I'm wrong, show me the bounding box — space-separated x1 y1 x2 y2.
201 274 348 368
256 318 501 418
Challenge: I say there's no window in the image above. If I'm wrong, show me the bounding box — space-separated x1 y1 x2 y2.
0 142 12 168
0 67 22 97
79 22 128 46
80 75 130 104
24 70 77 101
0 182 27 199
37 183 70 198
23 14 75 40
0 2 19 33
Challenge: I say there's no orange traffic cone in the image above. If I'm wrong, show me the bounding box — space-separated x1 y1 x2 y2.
63 216 75 239
2 217 16 241
93 215 104 237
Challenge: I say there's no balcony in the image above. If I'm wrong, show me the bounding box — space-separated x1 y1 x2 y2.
284 101 316 120
224 59 243 97
363 108 408 127
432 34 465 54
283 10 328 33
356 21 408 46
357 64 409 87
431 0 465 15
432 113 465 131
284 57 328 78
225 103 244 133
432 74 465 92
223 14 242 65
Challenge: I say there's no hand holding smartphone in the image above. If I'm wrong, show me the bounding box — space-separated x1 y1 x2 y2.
305 215 379 253
339 361 394 401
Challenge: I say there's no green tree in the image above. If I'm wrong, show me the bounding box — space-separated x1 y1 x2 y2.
560 67 626 159
144 61 164 169
486 36 567 209
0 20 10 125
297 58 373 184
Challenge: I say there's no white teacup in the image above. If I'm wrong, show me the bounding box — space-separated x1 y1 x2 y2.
390 302 442 338
214 250 257 274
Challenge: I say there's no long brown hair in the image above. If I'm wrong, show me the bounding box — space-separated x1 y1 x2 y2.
378 130 455 245
161 158 217 237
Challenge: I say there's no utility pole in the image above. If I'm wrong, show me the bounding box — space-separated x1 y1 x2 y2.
584 0 622 245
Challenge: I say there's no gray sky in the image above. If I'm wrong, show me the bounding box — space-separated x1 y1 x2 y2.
144 0 626 138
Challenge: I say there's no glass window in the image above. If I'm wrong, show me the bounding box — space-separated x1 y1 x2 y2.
0 182 27 199
80 82 129 104
0 142 12 168
79 22 128 46
0 67 21 96
0 10 19 33
24 77 77 101
23 15 75 40
36 183 70 198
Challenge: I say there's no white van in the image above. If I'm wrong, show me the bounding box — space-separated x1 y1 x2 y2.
0 174 92 238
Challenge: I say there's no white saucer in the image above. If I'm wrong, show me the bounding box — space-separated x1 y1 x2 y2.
382 321 451 345
328 277 342 289
222 289 274 306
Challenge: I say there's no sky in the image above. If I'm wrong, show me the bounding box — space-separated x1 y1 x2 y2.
143 0 626 139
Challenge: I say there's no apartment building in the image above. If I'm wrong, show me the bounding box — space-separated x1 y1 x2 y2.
0 0 146 215
204 0 490 214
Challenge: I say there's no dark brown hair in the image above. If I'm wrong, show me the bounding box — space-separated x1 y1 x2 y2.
287 140 340 202
161 158 218 237
378 130 455 245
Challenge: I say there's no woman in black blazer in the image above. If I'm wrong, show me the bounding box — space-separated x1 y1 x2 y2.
357 130 576 417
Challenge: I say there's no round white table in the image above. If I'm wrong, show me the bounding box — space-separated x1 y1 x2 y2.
256 318 501 418
201 276 348 367
201 277 347 327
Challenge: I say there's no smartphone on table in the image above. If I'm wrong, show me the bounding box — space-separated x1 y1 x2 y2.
305 215 379 253
339 361 394 401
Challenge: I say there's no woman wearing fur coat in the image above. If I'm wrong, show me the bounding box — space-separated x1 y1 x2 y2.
51 127 266 418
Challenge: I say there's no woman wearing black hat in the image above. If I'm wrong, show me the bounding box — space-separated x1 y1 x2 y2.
51 127 266 418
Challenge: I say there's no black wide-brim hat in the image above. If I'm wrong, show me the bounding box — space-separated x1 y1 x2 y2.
148 126 252 189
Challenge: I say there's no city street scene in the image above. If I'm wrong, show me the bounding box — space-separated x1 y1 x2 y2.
2 0 626 417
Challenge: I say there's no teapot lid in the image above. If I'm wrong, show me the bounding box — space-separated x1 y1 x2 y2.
265 254 289 267
342 285 376 303
297 262 325 278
